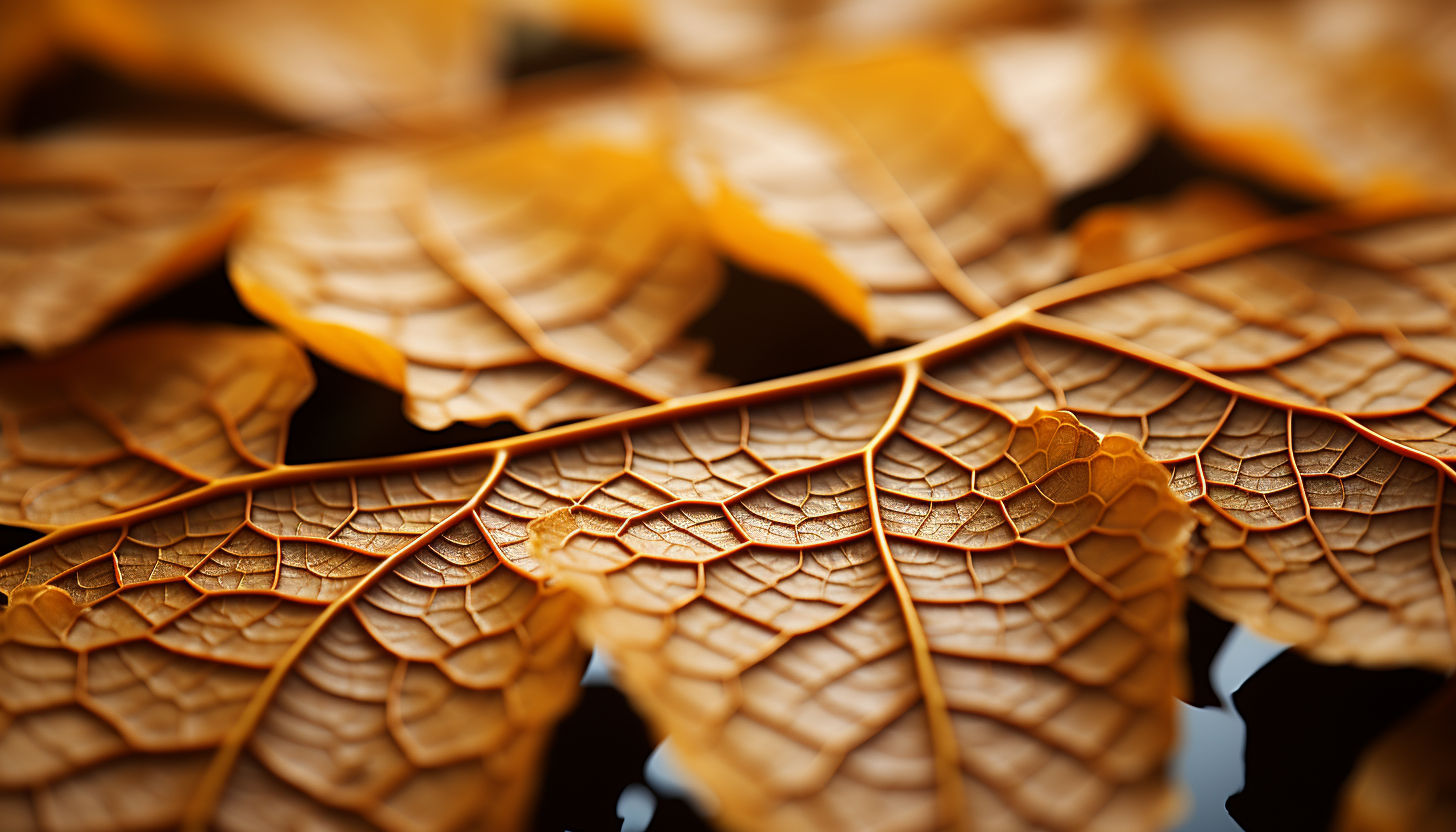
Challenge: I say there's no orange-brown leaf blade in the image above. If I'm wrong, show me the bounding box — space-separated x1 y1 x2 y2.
0 324 314 529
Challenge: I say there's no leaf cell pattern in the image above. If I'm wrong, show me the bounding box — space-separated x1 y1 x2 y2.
0 126 288 354
0 326 314 529
0 458 584 832
232 99 724 431
7 198 1456 831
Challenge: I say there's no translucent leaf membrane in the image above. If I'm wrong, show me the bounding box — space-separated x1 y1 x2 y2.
1334 675 1456 832
0 325 314 529
50 0 497 126
6 198 1456 832
231 85 725 432
675 47 1073 344
0 457 583 832
1141 0 1456 200
540 402 1193 832
0 125 293 354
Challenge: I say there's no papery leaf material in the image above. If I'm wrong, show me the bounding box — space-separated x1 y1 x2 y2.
675 47 1074 344
0 325 314 530
0 125 293 354
0 0 53 119
1139 0 1456 200
1333 675 1456 832
230 86 724 433
51 0 497 126
10 199 1456 831
1072 182 1275 276
964 17 1153 196
0 456 584 832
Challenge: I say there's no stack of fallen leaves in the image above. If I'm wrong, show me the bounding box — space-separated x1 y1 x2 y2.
1 1 1455 831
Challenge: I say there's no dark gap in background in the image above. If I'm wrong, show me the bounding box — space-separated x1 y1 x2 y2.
1229 651 1444 832
532 686 714 832
7 57 290 136
689 264 884 383
504 25 639 81
1054 134 1318 230
1182 602 1236 709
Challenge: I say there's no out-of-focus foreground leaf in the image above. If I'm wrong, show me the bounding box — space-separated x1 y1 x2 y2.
49 0 498 126
7 199 1456 831
0 125 294 354
0 325 314 529
1334 676 1456 832
229 82 725 431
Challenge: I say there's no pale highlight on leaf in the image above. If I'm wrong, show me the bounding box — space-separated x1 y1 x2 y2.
1141 0 1456 200
1333 675 1456 832
52 0 497 126
0 325 314 530
635 0 1059 77
0 454 583 832
965 18 1153 196
231 97 724 431
676 47 1074 344
0 125 290 354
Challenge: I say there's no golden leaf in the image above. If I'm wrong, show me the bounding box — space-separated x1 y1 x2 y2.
0 454 584 832
1139 0 1456 200
0 124 292 354
229 86 725 432
14 195 1456 827
1333 676 1456 832
50 0 497 125
1071 182 1274 276
0 325 314 529
539 404 1194 832
964 17 1153 196
675 47 1073 344
0 374 1193 832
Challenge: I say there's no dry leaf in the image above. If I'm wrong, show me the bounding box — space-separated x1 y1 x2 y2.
675 47 1074 344
0 124 293 354
51 0 498 126
1139 0 1456 199
538 404 1193 832
0 325 314 529
1333 675 1456 832
0 455 583 832
1072 181 1274 275
965 17 1153 196
0 376 1194 832
501 0 641 47
230 88 725 432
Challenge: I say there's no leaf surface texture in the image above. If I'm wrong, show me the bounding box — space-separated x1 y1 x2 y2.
0 325 314 530
230 95 724 431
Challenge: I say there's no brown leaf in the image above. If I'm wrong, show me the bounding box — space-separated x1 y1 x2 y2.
230 85 725 431
1072 181 1275 275
675 47 1074 344
965 17 1153 196
0 124 293 354
0 455 583 832
0 368 1194 832
1139 0 1456 200
7 192 1456 831
0 325 314 529
538 405 1193 832
51 0 498 125
1333 675 1456 832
